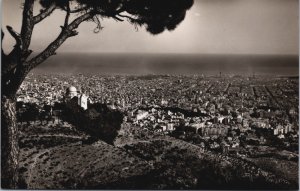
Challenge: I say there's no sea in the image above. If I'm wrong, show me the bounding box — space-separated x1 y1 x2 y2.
32 53 299 77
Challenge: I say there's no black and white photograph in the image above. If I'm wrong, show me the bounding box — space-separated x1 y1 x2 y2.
1 0 299 189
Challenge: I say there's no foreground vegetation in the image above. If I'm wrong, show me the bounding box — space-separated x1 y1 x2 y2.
17 120 298 189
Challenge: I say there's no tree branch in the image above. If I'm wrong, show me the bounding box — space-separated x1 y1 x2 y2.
62 6 89 13
20 0 34 59
117 14 137 22
26 12 95 70
64 2 71 28
33 3 56 24
6 26 22 49
1 26 22 75
112 15 124 22
2 26 30 96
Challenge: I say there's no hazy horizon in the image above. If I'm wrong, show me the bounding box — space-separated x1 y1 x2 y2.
32 53 299 76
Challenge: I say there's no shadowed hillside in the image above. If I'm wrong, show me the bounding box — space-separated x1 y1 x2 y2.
18 121 297 189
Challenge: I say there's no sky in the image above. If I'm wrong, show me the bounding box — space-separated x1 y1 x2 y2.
2 0 299 55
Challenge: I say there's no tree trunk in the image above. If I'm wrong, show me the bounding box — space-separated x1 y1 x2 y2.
1 96 19 188
1 53 24 188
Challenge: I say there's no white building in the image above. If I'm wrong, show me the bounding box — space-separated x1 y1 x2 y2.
78 94 88 110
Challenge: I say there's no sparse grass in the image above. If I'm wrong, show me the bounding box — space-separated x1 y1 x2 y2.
18 121 153 189
17 121 297 189
246 157 298 185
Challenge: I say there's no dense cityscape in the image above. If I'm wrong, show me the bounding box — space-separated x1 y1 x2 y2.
17 73 298 151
